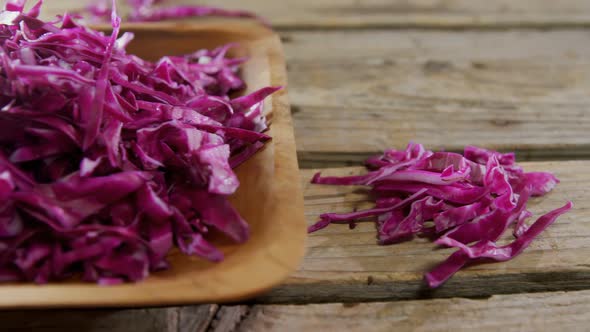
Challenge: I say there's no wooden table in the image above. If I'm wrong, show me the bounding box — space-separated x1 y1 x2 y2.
6 1 590 331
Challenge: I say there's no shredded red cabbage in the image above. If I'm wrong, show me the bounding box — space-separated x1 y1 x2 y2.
309 143 573 288
0 1 278 284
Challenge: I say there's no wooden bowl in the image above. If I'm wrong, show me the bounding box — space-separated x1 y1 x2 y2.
0 20 306 309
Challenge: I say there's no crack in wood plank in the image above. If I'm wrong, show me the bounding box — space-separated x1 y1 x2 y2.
297 147 590 169
178 305 221 332
208 306 251 332
238 289 590 331
283 29 590 166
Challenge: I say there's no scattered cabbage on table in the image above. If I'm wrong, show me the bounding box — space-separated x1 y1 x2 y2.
309 143 573 288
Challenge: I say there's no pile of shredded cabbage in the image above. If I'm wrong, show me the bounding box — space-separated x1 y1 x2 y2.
0 1 278 284
309 143 573 288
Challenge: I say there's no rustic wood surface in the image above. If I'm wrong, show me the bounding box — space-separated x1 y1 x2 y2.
40 0 590 29
283 29 590 167
240 290 590 332
7 0 590 331
6 289 590 331
1 305 218 332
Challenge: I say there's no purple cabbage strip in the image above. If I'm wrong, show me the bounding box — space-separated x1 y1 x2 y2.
425 201 573 288
0 1 278 284
309 143 573 288
310 189 428 233
379 196 445 244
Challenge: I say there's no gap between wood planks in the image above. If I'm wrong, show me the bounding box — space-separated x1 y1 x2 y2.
281 29 590 167
238 289 590 332
297 147 590 169
205 288 590 331
6 289 590 332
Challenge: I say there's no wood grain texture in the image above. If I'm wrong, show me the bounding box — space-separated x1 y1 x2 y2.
0 305 217 332
282 29 590 167
257 160 590 303
209 306 250 332
41 0 590 29
241 290 590 332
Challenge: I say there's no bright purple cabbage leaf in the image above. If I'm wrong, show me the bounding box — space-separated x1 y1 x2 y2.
309 143 573 288
0 1 279 284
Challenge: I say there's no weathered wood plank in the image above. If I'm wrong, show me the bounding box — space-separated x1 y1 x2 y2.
177 305 220 332
41 1 590 29
240 290 590 332
209 306 251 332
0 305 218 332
282 29 590 167
257 160 590 303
